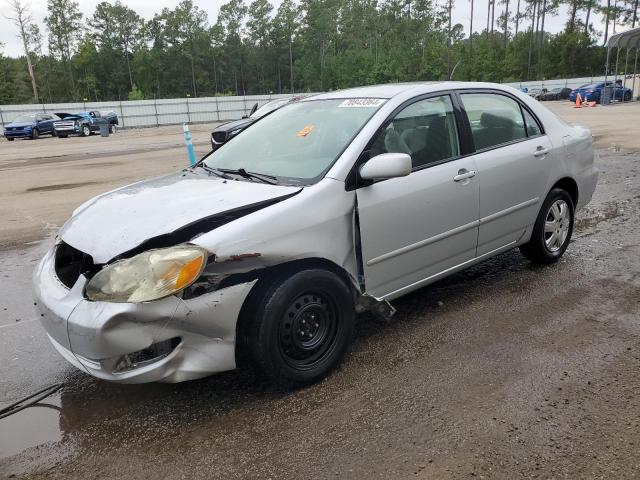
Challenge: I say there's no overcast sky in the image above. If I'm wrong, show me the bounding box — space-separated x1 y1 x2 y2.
0 0 614 58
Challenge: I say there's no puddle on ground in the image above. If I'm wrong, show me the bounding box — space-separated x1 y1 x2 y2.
26 181 102 192
0 392 63 459
0 240 51 327
575 200 626 231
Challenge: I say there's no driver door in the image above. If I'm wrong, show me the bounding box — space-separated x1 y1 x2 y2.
355 94 480 299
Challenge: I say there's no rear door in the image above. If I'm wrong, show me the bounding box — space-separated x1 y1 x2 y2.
40 114 54 133
458 91 553 256
35 114 48 132
356 94 480 299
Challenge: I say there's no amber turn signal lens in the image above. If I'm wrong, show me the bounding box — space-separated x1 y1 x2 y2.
175 256 204 289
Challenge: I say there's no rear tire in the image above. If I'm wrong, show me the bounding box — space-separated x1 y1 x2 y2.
240 269 355 387
624 92 632 101
520 188 574 264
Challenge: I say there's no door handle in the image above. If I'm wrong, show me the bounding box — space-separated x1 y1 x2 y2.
453 169 477 182
533 146 550 157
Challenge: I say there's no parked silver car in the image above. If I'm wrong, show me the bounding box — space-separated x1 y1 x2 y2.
33 82 598 386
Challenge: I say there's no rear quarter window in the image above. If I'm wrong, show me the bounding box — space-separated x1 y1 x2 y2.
522 108 542 137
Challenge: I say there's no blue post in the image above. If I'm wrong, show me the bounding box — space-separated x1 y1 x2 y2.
183 123 196 166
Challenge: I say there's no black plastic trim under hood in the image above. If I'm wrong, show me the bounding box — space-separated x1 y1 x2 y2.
108 190 300 263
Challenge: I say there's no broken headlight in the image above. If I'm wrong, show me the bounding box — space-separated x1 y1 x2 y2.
85 245 208 303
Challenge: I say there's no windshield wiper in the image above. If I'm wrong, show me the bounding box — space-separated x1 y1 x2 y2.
217 168 278 185
195 164 233 180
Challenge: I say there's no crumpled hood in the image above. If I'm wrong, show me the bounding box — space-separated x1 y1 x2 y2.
54 115 83 122
60 171 301 263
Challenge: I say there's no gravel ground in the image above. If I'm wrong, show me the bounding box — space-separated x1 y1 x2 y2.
1 102 639 479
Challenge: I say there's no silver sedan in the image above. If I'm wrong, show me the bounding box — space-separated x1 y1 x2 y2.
33 82 598 386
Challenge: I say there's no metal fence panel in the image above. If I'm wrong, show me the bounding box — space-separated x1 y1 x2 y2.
503 76 607 90
2 76 637 132
504 74 640 99
0 93 314 132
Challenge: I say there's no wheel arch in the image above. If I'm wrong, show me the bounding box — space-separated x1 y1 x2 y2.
550 176 578 206
233 256 359 367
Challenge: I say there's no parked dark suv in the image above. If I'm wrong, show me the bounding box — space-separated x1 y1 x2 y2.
210 97 304 150
539 87 572 101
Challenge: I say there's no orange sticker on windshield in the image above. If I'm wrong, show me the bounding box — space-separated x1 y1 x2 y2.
297 125 315 137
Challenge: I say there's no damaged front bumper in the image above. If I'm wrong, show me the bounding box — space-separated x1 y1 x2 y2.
33 247 256 383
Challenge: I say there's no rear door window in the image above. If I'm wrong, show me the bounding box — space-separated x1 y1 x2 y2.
460 93 527 151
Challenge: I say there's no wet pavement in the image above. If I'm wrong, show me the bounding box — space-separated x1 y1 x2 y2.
1 149 639 479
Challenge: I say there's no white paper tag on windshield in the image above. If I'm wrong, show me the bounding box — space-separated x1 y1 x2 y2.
339 98 386 108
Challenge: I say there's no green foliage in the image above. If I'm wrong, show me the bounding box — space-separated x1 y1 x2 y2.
0 0 633 104
127 84 144 100
0 52 15 104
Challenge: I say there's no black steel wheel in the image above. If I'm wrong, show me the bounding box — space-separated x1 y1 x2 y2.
239 268 355 387
278 292 340 371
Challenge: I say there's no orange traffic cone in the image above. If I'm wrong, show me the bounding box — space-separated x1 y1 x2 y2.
574 93 582 108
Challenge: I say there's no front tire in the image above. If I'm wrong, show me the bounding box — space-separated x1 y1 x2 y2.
520 188 574 264
31 128 39 140
81 125 90 137
240 269 355 387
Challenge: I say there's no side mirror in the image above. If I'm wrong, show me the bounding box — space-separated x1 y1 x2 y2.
359 153 412 181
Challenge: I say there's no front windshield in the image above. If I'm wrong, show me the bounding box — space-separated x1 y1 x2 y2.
249 98 290 119
13 115 35 123
204 98 385 182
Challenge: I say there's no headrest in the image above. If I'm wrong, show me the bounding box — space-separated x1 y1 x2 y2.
429 115 446 129
480 112 515 129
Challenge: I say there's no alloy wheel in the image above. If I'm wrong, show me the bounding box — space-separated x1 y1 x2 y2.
544 199 570 252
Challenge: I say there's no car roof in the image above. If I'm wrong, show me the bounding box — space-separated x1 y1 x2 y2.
305 81 523 100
